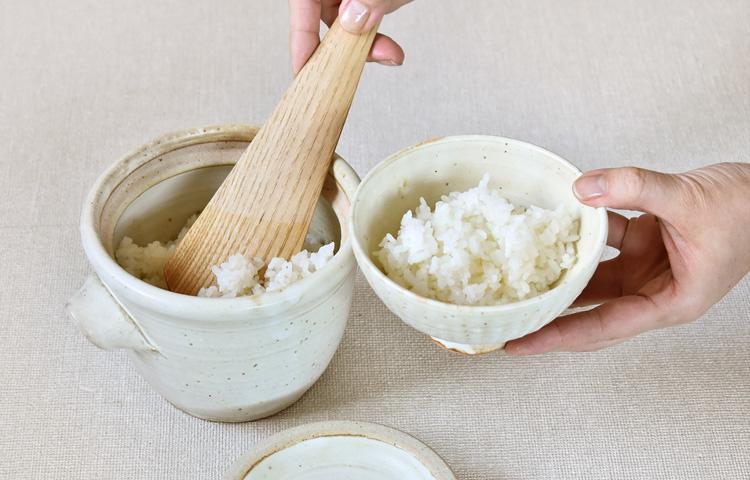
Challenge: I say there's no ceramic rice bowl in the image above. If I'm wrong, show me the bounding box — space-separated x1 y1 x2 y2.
350 135 608 354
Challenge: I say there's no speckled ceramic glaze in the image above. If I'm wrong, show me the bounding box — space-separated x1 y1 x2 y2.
224 421 456 479
67 125 360 422
351 136 608 354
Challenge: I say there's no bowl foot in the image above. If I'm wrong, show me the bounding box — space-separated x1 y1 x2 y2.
430 337 506 355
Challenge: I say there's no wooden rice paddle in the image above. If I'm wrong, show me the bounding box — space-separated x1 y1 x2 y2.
165 20 378 295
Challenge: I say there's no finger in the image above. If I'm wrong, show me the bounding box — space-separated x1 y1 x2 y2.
321 1 339 26
289 0 323 74
505 294 668 355
367 33 404 65
571 257 622 307
570 211 629 307
567 336 626 352
606 210 629 249
539 311 631 351
572 167 680 221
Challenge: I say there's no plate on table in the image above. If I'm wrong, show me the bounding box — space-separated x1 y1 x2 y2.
224 421 456 479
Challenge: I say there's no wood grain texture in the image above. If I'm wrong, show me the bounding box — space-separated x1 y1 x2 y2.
164 20 378 295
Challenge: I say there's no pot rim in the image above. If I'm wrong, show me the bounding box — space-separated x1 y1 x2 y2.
350 134 609 314
80 124 360 313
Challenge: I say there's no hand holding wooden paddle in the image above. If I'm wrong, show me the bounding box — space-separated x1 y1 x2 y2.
165 20 378 295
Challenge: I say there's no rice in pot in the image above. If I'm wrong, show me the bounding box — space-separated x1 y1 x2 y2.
115 214 335 298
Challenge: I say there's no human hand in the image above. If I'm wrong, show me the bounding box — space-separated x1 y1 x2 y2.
506 162 750 355
289 0 412 74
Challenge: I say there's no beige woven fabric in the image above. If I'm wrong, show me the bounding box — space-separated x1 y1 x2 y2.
1 0 748 478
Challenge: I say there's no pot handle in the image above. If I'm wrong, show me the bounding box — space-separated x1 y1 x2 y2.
66 274 158 352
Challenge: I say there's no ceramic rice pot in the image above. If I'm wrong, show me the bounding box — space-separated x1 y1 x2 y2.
67 125 359 422
351 135 608 354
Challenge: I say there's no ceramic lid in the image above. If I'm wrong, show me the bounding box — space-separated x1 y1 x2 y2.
224 421 456 479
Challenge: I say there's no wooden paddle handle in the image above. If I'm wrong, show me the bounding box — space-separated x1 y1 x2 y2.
164 20 379 295
303 17 380 78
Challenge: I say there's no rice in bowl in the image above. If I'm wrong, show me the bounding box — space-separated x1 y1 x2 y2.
375 175 580 306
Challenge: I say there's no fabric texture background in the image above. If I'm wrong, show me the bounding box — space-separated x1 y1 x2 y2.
0 0 748 478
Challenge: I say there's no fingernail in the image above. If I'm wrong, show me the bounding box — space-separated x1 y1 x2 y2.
376 59 401 66
574 174 607 200
340 0 370 33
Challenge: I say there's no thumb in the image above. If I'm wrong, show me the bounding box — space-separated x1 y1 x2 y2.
573 167 679 219
339 0 387 34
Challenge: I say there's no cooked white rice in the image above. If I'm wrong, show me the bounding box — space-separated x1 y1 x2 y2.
115 214 335 297
375 174 580 306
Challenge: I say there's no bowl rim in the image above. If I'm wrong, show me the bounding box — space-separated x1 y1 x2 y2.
80 124 361 314
350 134 609 313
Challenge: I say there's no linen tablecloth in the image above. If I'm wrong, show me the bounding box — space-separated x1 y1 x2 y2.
1 0 748 478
